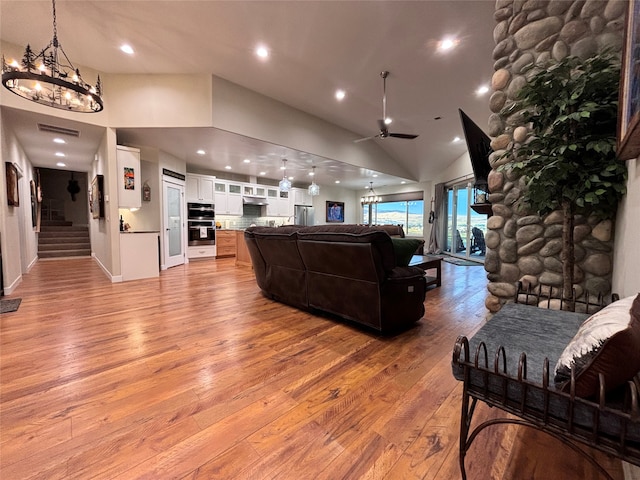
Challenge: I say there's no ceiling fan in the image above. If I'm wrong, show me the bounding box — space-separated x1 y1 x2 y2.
354 71 419 143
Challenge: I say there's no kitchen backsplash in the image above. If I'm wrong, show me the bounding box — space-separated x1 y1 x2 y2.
217 204 292 229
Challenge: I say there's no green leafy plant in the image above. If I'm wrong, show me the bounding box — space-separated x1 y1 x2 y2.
501 53 627 304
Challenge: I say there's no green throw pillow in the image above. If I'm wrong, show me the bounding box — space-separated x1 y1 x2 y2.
391 238 423 266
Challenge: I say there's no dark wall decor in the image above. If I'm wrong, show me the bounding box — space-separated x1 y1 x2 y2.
618 0 640 160
5 162 19 206
90 174 105 219
326 201 344 223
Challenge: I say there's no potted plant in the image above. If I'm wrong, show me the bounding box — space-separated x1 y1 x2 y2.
501 53 627 307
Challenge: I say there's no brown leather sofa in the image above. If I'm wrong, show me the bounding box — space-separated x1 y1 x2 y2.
244 224 427 333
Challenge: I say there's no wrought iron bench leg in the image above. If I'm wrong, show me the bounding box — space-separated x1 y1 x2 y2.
459 383 478 480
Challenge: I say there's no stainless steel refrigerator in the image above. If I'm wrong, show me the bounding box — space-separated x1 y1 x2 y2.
294 205 315 226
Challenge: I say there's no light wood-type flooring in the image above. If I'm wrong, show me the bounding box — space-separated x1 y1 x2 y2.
0 257 625 479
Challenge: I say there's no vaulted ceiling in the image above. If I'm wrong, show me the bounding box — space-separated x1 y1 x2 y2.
0 0 496 189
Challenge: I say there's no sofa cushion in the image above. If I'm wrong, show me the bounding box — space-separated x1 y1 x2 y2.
554 293 640 397
391 238 424 266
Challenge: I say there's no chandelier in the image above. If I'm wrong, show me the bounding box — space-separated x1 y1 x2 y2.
1 0 104 113
361 182 381 204
278 158 291 192
308 166 320 196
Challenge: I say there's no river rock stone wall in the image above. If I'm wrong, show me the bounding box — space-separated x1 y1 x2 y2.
485 0 627 312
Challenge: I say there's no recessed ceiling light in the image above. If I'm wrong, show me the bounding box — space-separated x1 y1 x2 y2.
259 171 266 176
384 118 392 125
476 85 490 96
53 138 65 144
197 149 205 155
56 162 66 167
335 180 340 184
55 152 65 157
335 89 346 101
401 181 406 184
243 159 251 163
255 45 269 59
288 176 293 180
453 136 461 143
120 44 134 55
437 37 459 53
225 165 232 170
372 174 378 178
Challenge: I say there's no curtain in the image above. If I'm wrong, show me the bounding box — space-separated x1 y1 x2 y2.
427 182 445 254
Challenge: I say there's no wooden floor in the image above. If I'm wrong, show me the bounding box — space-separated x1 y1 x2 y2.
0 257 624 479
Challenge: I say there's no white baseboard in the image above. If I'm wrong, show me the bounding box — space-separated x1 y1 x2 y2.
91 253 120 282
2 274 22 295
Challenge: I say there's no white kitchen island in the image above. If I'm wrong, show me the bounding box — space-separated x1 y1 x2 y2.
120 231 160 281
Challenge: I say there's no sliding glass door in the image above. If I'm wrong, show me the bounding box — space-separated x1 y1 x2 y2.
445 183 486 262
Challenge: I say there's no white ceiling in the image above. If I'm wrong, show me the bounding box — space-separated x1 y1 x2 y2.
0 0 496 190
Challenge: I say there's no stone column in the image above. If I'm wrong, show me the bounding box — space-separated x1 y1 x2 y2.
485 0 627 312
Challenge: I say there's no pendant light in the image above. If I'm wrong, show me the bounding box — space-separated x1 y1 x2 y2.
278 158 291 192
308 166 320 196
361 182 381 204
1 0 104 113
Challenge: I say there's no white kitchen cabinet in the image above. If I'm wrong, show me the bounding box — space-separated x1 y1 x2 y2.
186 174 214 203
187 245 216 259
215 181 243 215
120 232 159 280
214 190 228 214
292 187 312 206
277 190 292 217
227 186 243 215
117 145 142 208
266 188 279 216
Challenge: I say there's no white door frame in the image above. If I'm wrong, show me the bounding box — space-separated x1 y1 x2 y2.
161 178 186 269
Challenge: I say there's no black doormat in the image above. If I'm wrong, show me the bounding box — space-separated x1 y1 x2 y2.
1 298 22 314
443 257 484 266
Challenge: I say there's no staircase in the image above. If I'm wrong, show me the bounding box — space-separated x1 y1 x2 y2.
38 220 91 259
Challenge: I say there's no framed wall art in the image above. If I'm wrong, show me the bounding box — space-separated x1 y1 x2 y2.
326 201 344 223
618 0 640 160
91 174 105 219
5 162 19 206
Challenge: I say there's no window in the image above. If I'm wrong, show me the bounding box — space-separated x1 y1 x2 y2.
363 200 424 236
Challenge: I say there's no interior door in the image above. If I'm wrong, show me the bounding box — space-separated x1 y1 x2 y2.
163 180 185 268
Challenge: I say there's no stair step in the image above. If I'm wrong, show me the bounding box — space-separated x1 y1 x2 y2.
39 249 91 259
41 220 73 227
40 225 88 232
39 236 90 243
39 243 90 251
39 233 90 241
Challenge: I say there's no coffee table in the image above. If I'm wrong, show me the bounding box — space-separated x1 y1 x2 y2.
409 254 442 288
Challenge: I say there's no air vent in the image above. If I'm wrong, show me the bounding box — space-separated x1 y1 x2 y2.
37 123 80 137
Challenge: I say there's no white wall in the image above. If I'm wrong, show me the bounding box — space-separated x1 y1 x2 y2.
613 156 640 298
0 111 38 293
89 130 117 277
211 76 416 181
310 185 359 225
105 74 213 128
119 159 161 233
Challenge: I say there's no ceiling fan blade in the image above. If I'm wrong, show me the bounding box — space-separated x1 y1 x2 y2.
353 134 379 143
388 133 419 140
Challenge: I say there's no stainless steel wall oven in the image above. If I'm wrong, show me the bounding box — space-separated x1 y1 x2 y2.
187 202 215 246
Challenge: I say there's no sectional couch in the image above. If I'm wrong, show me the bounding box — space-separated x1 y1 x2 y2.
244 224 427 333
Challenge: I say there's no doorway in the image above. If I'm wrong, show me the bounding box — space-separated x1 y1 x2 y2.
162 179 185 269
445 183 486 262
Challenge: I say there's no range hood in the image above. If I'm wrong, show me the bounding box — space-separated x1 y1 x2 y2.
243 196 269 206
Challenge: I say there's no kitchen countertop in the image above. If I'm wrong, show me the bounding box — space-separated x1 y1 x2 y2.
120 230 160 234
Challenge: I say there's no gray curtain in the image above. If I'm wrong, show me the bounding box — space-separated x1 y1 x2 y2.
427 182 446 254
